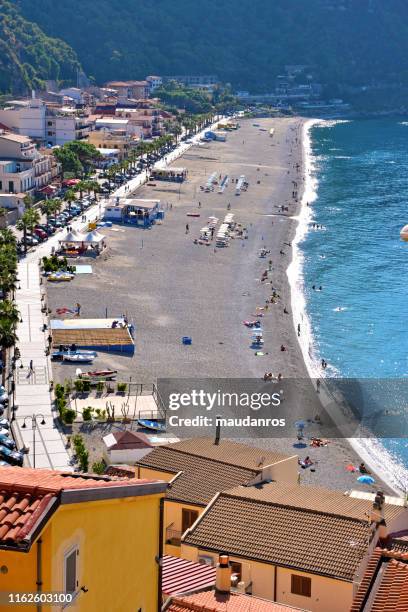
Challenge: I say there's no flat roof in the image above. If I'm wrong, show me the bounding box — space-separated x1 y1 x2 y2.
51 317 126 330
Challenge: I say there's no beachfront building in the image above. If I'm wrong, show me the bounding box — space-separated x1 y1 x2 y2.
0 466 167 611
180 483 408 612
150 167 187 182
104 197 163 227
136 437 298 557
115 108 164 138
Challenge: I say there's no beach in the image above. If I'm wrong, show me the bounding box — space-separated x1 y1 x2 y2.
47 117 395 494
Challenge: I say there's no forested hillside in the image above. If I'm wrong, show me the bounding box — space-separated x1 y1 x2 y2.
15 0 408 93
0 0 80 94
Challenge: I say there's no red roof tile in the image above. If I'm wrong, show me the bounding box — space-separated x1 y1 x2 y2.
166 591 304 611
0 467 164 549
162 555 216 596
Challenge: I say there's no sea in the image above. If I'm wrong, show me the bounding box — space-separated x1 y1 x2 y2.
289 118 408 494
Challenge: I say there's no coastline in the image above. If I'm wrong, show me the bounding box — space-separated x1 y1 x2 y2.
290 117 404 495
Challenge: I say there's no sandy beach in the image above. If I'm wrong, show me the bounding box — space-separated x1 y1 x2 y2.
47 117 394 494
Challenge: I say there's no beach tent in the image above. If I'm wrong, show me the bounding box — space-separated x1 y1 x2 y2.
82 230 105 244
60 230 87 243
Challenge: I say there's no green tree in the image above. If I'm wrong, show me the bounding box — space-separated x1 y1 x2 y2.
16 208 40 253
0 317 18 386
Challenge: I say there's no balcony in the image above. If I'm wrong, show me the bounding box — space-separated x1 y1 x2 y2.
165 527 182 547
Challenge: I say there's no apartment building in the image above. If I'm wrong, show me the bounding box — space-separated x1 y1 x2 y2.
88 128 138 160
106 80 150 100
0 133 55 195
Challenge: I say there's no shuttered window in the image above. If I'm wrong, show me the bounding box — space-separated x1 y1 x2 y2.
64 548 78 593
291 574 311 597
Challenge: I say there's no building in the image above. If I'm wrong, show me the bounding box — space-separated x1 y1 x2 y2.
180 484 408 612
104 197 162 227
163 556 304 611
161 554 216 600
0 98 93 146
115 108 164 137
0 133 55 195
136 437 298 556
88 128 138 160
106 81 150 100
146 75 163 93
103 430 153 464
165 75 218 89
0 466 167 611
350 539 408 611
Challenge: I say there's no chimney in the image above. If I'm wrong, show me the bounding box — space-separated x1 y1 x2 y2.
214 415 222 445
370 491 385 524
377 519 388 540
215 554 231 593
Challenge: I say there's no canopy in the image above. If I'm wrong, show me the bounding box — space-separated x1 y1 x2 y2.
60 230 87 243
82 230 105 243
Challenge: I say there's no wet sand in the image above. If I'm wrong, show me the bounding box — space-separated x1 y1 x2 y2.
47 118 393 494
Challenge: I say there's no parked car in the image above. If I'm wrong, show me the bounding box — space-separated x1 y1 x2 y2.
0 445 23 466
0 418 10 429
0 434 15 450
34 228 48 241
25 235 39 246
0 386 8 403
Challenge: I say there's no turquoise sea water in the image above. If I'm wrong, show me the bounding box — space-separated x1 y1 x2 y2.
301 118 408 479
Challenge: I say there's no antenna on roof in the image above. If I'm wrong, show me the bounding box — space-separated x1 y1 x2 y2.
214 416 222 445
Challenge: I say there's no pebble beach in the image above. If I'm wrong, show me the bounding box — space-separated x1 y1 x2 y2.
47 117 395 494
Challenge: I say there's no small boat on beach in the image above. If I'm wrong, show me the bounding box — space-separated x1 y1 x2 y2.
63 353 95 363
76 369 117 381
52 350 97 361
137 419 166 432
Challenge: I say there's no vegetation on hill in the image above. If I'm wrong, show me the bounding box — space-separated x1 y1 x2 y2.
0 0 80 94
15 0 408 95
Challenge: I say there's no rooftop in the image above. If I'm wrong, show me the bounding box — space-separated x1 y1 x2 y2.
351 547 408 611
162 554 216 596
104 430 153 451
136 438 293 506
0 133 32 144
182 483 407 581
164 591 304 612
0 467 166 550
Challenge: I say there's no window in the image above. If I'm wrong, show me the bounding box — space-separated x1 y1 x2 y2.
181 508 198 533
230 561 242 583
291 574 311 597
8 181 14 193
0 181 2 190
64 547 78 593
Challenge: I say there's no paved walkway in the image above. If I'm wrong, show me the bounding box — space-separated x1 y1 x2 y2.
12 117 223 470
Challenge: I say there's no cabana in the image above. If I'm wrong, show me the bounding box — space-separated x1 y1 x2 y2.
59 229 106 256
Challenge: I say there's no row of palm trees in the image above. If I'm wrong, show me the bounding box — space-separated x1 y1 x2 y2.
0 228 19 386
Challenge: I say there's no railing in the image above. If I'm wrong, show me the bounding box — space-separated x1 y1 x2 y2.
165 528 182 546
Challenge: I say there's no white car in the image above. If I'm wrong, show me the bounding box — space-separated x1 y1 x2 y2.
0 386 7 403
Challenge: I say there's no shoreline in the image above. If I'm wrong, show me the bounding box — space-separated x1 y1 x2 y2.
290 118 404 495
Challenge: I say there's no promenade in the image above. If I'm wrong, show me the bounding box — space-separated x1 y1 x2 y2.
11 119 220 469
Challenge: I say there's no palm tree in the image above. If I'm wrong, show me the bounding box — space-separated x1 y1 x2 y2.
23 194 33 210
0 228 16 246
64 189 77 213
41 199 58 224
0 300 20 326
0 318 18 385
16 208 40 253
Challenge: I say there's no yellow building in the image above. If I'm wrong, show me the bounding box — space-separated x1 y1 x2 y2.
88 129 137 161
0 466 167 611
136 437 298 557
180 483 408 612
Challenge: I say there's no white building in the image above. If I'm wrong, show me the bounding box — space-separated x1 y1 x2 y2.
103 430 153 464
0 132 54 195
146 75 163 93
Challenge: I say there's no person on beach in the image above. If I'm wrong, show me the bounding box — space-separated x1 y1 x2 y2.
359 462 371 475
283 307 289 314
185 224 189 234
297 323 301 336
280 344 286 352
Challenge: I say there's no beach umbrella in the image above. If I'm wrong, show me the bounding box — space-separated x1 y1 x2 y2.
357 475 375 485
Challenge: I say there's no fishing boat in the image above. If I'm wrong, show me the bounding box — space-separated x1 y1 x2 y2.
137 419 166 432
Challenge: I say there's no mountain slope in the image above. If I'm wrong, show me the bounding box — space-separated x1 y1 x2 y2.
0 0 80 94
15 0 408 93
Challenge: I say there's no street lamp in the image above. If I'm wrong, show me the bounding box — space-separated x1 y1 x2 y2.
21 414 46 469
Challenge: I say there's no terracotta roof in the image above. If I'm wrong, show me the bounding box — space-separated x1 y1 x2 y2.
162 555 216 596
158 438 292 471
0 467 165 550
351 548 408 611
182 483 407 581
105 430 152 451
137 446 258 506
166 591 303 611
